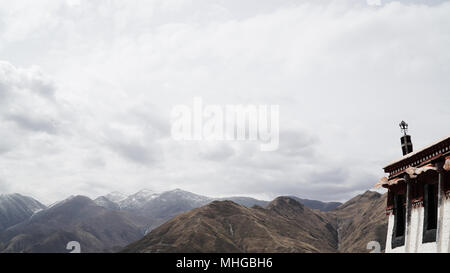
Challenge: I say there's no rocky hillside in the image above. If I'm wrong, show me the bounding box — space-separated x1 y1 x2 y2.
95 189 335 232
122 191 387 253
122 197 338 253
331 191 388 253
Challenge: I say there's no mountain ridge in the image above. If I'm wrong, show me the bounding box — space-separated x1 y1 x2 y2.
0 195 147 253
122 197 339 253
0 189 387 253
121 190 387 253
0 193 47 231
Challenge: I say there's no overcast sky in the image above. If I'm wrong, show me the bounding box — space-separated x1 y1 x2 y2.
0 0 449 204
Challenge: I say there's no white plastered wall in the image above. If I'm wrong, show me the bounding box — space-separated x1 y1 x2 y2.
386 198 449 253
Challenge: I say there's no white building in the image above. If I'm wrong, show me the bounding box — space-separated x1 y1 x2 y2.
379 134 450 253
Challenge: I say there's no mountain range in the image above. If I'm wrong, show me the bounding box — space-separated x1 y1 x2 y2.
94 189 341 232
0 195 147 252
0 189 386 253
122 191 387 253
123 197 339 253
0 194 46 231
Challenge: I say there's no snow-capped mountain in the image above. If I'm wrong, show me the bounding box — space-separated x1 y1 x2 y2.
94 189 274 232
95 189 275 215
118 189 159 210
104 191 127 203
0 193 47 231
93 189 213 231
97 189 212 212
0 195 147 253
96 189 271 212
137 189 212 216
93 196 120 210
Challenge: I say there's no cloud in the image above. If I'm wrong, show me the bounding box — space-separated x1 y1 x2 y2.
0 177 10 193
0 1 449 203
0 62 52 96
108 140 160 165
0 61 59 138
198 142 235 161
6 113 58 134
277 129 319 158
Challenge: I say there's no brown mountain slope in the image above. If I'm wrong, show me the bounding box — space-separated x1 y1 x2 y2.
122 197 338 253
122 191 388 253
330 191 388 253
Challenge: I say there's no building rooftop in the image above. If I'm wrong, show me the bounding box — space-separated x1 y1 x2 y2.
383 134 450 179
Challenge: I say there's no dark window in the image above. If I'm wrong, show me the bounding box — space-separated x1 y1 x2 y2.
426 184 437 230
394 195 406 237
387 189 394 209
444 171 450 194
392 194 406 248
423 183 438 243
